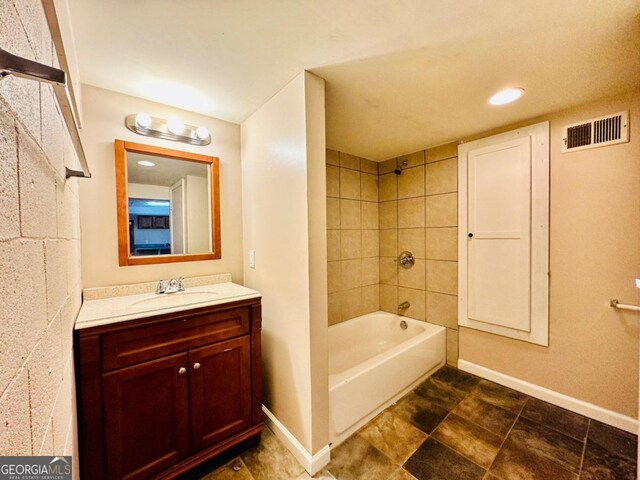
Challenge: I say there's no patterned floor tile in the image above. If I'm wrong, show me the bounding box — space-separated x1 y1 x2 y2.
358 411 427 464
241 428 306 480
452 395 517 438
587 420 638 461
470 380 528 414
520 397 589 441
431 413 503 469
390 392 450 434
403 437 486 480
580 439 637 480
327 435 398 480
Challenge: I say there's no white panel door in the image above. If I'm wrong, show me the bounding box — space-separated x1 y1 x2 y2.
458 121 549 346
467 138 532 331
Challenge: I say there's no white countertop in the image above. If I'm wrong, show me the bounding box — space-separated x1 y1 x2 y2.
75 282 261 330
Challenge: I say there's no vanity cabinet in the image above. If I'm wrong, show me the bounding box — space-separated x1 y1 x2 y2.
75 298 263 480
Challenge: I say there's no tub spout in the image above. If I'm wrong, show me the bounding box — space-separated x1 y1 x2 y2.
398 301 410 310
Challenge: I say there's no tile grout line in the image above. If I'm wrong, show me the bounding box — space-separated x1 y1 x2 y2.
578 419 591 477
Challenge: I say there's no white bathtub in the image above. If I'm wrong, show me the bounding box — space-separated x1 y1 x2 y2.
329 311 445 445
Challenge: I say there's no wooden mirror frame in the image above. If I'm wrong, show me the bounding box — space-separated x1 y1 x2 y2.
115 140 221 266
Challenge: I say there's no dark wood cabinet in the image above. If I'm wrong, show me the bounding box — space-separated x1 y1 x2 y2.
75 298 263 480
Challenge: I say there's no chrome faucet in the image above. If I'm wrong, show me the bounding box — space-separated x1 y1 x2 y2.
156 277 185 294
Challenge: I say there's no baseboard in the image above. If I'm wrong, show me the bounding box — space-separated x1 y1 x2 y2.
458 359 638 434
262 405 331 476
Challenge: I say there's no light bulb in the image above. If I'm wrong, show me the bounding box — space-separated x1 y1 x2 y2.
135 112 152 128
489 88 525 106
167 117 185 135
195 126 209 140
137 160 156 167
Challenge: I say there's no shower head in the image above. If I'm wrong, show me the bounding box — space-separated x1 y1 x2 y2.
394 167 402 175
394 159 409 175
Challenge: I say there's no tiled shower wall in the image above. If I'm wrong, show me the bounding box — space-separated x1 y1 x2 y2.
326 143 460 365
326 150 380 324
0 0 82 469
378 143 459 365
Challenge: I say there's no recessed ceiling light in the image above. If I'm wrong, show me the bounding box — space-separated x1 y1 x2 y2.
489 88 525 106
137 160 156 167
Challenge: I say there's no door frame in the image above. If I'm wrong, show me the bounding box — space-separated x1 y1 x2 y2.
458 121 550 346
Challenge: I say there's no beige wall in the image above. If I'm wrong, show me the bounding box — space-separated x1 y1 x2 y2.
326 150 380 324
0 0 81 470
79 85 243 287
460 91 640 418
241 72 329 454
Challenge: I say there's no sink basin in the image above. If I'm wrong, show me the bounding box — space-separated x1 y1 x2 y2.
132 291 219 309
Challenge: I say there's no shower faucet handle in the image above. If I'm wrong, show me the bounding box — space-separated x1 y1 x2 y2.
395 251 415 268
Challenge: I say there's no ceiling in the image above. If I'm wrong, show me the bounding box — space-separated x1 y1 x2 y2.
69 0 640 161
127 152 208 187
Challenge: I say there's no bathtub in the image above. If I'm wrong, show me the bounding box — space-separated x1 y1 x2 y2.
329 311 445 445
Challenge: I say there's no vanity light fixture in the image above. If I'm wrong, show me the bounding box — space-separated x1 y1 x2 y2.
125 113 211 146
489 87 525 106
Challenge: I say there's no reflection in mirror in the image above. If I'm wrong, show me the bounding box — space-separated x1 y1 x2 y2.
115 140 221 266
127 153 211 256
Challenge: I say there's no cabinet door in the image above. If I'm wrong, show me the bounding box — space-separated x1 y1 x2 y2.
103 353 189 480
189 336 252 451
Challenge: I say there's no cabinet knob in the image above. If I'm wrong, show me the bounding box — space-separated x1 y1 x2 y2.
178 367 186 375
193 362 201 370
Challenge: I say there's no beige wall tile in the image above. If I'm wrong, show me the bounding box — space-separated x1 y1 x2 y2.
398 228 426 259
340 230 361 259
398 259 426 290
426 193 457 227
426 157 457 195
362 257 380 286
362 284 380 313
362 229 379 258
397 150 425 168
340 152 361 170
342 288 363 320
379 284 398 312
326 165 340 198
361 201 379 229
327 198 340 229
379 201 397 229
379 229 398 257
425 227 457 260
341 259 362 290
379 257 398 285
446 328 459 366
378 158 397 175
426 292 458 329
361 173 378 202
426 260 457 295
328 261 341 293
379 173 397 201
398 197 425 228
361 158 378 175
398 165 425 199
328 292 341 325
427 142 458 163
340 199 361 229
327 229 340 261
340 168 360 200
340 230 362 260
326 149 339 166
398 287 426 321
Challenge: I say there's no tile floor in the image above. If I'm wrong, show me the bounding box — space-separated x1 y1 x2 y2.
190 366 638 480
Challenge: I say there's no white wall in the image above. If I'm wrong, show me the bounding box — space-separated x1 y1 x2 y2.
241 72 329 456
79 85 243 287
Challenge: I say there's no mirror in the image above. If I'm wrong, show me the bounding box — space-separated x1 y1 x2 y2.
115 140 221 266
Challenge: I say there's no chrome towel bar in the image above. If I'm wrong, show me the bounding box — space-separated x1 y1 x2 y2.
0 47 91 179
610 299 640 312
